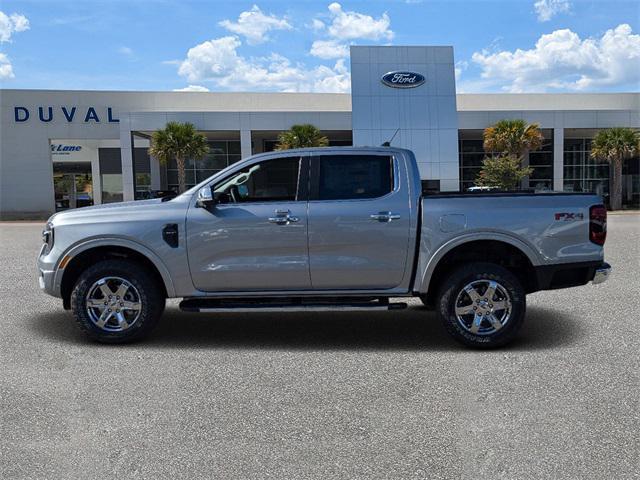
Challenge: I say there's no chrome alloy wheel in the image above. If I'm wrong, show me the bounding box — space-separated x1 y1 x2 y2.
86 277 142 332
454 280 512 336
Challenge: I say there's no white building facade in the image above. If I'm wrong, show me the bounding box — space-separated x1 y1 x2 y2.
1 46 638 218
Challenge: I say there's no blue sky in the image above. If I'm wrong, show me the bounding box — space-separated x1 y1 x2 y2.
0 0 638 93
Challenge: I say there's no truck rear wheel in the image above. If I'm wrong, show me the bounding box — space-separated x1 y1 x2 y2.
437 262 525 348
71 259 165 343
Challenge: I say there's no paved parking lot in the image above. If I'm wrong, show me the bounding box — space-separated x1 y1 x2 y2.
1 215 638 479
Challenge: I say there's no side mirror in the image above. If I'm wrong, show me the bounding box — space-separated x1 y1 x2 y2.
196 186 215 208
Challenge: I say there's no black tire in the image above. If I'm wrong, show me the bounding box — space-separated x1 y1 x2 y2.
71 259 165 343
437 262 525 349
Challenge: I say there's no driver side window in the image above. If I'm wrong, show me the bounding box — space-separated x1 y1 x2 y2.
213 156 301 204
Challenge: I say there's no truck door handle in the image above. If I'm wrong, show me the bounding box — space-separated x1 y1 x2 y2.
370 211 401 222
268 209 300 225
268 216 300 224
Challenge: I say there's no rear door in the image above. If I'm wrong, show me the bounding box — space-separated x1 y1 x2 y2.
186 153 311 292
307 152 412 289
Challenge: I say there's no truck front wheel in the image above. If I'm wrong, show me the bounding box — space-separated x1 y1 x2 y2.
70 259 165 343
437 262 525 348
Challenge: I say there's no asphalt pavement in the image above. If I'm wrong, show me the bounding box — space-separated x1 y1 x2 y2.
1 215 638 479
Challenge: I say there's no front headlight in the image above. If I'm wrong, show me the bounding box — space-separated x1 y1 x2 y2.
42 222 54 251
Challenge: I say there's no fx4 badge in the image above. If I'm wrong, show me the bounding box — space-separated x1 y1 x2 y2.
555 212 584 221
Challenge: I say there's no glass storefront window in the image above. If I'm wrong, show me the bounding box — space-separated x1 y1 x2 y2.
135 173 151 194
53 162 93 211
528 136 553 190
459 132 554 191
459 139 486 191
98 148 124 204
101 174 123 203
166 140 242 192
458 138 501 191
563 137 610 203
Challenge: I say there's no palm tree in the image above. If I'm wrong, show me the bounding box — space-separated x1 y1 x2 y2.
275 124 329 150
148 122 209 193
483 119 544 158
590 127 640 210
477 119 544 190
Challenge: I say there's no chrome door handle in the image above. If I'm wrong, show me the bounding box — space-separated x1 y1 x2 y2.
370 211 401 222
268 209 300 225
268 216 300 224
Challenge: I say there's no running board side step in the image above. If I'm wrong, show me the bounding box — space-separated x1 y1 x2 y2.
179 297 407 313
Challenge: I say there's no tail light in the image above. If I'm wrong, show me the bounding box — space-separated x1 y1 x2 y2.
589 205 607 246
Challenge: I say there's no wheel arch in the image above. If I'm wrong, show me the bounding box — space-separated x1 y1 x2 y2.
57 239 175 309
417 234 540 307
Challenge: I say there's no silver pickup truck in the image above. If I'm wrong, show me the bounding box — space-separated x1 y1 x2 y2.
38 147 610 348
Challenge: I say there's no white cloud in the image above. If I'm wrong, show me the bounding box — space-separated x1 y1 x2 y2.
325 3 393 41
219 5 291 45
312 58 351 93
178 36 243 81
0 11 29 43
310 18 325 32
118 46 134 56
534 0 570 22
173 85 210 92
308 3 393 59
0 52 14 79
471 24 640 92
310 39 349 59
177 35 350 93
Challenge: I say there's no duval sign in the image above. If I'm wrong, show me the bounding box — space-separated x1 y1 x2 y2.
14 106 119 123
381 71 425 88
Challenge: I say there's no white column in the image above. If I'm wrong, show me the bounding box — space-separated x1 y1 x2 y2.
240 129 252 159
553 127 564 191
119 116 135 201
91 149 102 205
150 155 161 190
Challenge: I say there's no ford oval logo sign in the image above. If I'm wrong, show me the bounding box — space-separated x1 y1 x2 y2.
381 71 425 88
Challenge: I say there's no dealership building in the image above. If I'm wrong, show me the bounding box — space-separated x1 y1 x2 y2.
1 45 639 218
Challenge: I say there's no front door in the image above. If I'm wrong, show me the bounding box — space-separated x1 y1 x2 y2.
307 153 412 289
53 162 94 211
187 154 311 292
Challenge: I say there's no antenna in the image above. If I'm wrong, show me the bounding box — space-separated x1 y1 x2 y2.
381 128 400 147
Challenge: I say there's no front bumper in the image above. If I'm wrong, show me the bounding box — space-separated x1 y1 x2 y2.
591 262 611 285
37 244 62 298
38 268 58 295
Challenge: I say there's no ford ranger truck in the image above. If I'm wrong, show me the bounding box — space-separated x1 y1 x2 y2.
37 147 611 348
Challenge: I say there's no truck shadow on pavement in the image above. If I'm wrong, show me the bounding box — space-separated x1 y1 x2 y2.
30 305 582 352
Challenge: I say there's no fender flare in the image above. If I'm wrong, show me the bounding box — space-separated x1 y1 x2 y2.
54 237 176 297
416 232 541 294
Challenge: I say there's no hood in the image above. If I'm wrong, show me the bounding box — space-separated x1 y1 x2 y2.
48 197 188 226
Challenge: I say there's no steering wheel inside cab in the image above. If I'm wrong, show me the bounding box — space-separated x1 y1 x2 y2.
214 184 247 204
228 185 240 203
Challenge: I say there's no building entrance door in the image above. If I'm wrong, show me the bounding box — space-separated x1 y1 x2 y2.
53 162 94 211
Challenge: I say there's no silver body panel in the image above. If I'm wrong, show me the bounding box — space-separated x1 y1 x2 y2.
187 200 311 291
37 146 605 300
305 149 419 290
414 192 604 293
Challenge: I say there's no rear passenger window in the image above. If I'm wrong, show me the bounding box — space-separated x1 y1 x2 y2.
318 155 393 200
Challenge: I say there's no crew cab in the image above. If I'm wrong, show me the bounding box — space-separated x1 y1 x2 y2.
38 147 610 348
